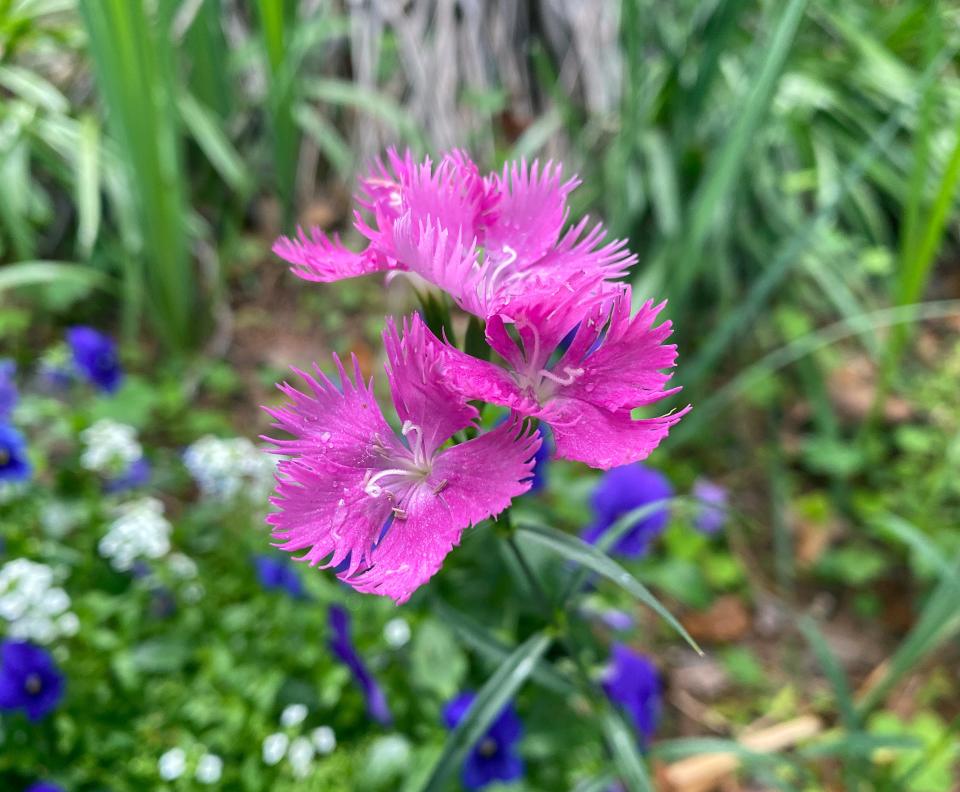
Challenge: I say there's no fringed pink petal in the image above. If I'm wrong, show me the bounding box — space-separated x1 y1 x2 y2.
263 356 404 573
484 158 580 266
545 399 691 470
272 227 398 283
382 313 478 456
556 288 682 412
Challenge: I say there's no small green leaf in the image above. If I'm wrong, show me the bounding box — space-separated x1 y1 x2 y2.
409 620 467 700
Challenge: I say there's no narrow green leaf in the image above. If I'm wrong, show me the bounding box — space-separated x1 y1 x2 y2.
516 521 701 654
873 513 952 578
857 552 960 717
421 631 552 792
560 498 688 604
293 102 354 178
76 114 101 255
0 64 69 113
0 261 112 293
798 617 857 731
177 91 251 194
304 79 423 147
434 600 575 696
602 709 655 792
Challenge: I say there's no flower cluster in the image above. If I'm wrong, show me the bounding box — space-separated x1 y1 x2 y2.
268 150 688 603
157 746 224 785
80 418 143 477
0 560 78 645
184 435 276 503
98 497 172 571
261 703 337 779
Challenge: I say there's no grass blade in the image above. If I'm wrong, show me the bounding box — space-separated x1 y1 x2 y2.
79 0 195 350
672 0 808 299
602 709 655 792
515 521 701 654
420 630 552 792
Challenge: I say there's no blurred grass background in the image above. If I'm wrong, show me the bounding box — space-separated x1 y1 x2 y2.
2 0 960 789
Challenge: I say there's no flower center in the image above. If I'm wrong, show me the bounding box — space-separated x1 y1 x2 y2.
24 673 42 695
0 448 9 466
363 422 433 504
478 737 498 757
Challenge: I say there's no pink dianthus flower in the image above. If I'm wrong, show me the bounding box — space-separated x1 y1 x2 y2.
264 315 540 603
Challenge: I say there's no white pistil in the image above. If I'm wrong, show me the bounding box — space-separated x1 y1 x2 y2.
539 366 585 387
363 468 413 498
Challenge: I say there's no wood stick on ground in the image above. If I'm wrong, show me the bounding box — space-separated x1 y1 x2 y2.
659 714 823 792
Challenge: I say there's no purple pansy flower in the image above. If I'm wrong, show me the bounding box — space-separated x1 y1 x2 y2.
67 326 122 393
253 554 306 598
443 691 525 790
26 783 66 792
693 478 728 534
0 424 30 483
328 605 391 725
0 640 65 721
104 457 151 494
603 644 660 745
0 360 17 420
581 464 672 558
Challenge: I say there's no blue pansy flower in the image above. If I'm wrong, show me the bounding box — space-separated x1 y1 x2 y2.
581 464 672 557
0 424 30 483
0 360 17 420
602 644 660 745
253 554 305 599
328 605 391 725
692 478 728 534
443 692 525 790
67 326 122 393
26 783 66 792
0 640 65 721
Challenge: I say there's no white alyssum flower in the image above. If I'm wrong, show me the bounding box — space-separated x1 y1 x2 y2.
195 753 224 784
158 747 187 781
80 419 142 476
383 617 411 648
287 736 315 779
183 435 277 503
167 552 198 579
99 497 172 571
0 559 78 644
40 500 85 538
311 726 336 755
280 703 308 728
262 732 289 766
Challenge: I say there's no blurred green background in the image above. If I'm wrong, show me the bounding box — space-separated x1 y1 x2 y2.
1 0 959 790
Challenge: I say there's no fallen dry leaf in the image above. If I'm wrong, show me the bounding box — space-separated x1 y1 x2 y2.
681 596 751 644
